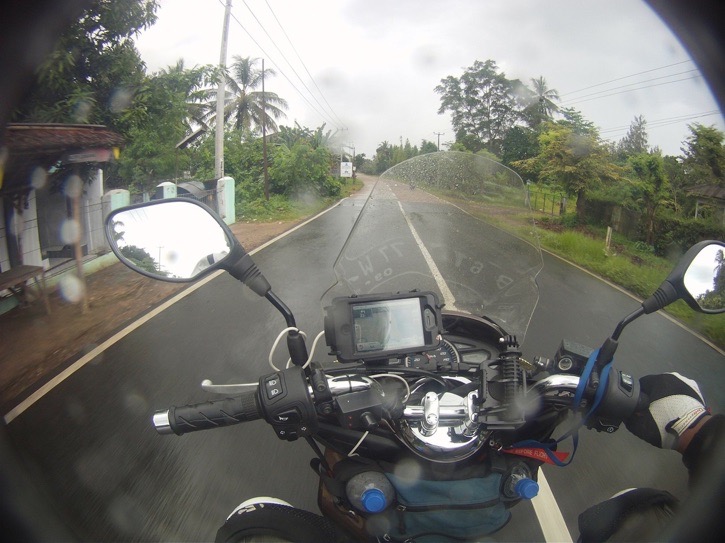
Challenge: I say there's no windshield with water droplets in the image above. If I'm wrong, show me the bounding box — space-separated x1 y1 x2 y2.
323 152 543 342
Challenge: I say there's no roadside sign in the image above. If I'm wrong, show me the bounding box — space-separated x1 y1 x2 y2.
340 161 353 178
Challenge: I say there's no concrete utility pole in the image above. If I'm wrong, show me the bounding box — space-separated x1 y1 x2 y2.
434 131 444 151
262 58 269 200
214 0 232 179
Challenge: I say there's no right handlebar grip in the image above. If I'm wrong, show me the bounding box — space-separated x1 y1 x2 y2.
153 390 262 436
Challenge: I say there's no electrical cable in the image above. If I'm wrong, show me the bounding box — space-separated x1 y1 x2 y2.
240 0 344 130
560 69 699 104
563 75 703 106
217 0 341 129
347 431 369 457
269 327 307 371
560 59 693 97
370 373 411 402
262 0 346 128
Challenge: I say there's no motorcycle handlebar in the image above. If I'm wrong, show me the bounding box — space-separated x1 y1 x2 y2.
153 390 262 436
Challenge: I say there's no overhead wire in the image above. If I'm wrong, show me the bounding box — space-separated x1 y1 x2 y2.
240 0 344 130
263 0 347 129
560 69 700 104
560 59 694 97
599 110 721 135
563 75 704 106
217 0 343 130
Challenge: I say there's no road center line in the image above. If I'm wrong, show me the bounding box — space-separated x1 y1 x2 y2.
396 201 458 310
4 202 342 424
396 196 571 543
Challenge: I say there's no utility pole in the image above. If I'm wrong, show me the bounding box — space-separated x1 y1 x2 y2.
262 58 269 200
434 131 444 151
214 0 232 179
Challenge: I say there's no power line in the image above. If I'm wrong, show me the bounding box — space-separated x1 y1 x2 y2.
560 59 694 97
564 75 703 106
560 69 699 104
239 0 344 130
218 0 341 129
263 0 346 129
599 110 720 134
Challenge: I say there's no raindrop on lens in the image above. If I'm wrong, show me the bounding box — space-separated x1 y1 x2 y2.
60 219 81 244
59 275 85 303
64 175 83 198
73 100 92 123
110 88 132 113
30 167 47 189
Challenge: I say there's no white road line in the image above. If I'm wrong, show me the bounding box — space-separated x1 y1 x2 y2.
397 196 571 543
396 201 458 310
532 471 574 542
4 203 342 425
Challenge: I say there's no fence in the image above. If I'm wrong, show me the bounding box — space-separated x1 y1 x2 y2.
527 189 566 216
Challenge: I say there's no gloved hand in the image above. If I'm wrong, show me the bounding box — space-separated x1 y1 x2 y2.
625 372 709 449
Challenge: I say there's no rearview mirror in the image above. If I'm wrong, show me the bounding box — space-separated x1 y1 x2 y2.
643 240 725 315
683 242 725 313
105 199 234 282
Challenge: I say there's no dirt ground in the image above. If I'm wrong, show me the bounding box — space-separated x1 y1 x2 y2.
0 219 305 414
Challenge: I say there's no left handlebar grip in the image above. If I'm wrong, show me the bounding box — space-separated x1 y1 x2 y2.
153 390 262 436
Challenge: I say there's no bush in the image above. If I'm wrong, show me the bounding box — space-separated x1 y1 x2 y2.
652 212 725 258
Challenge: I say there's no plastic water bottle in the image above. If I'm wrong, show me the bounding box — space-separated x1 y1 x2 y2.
345 471 395 513
503 463 539 500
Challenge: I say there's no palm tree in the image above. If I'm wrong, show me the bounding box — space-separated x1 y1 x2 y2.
159 59 216 130
207 56 288 134
525 76 560 127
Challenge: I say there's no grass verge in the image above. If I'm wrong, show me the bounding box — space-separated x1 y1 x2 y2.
441 197 723 349
237 178 363 222
530 219 724 349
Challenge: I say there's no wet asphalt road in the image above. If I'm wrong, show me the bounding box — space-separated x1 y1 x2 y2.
4 185 723 541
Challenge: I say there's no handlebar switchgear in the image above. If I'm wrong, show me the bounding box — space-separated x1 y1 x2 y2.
258 367 318 441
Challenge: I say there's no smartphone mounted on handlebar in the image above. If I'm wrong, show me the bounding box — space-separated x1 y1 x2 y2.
324 291 443 363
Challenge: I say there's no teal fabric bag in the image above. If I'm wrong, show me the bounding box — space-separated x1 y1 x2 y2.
368 472 511 542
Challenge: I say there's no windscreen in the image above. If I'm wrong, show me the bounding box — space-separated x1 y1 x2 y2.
323 151 543 343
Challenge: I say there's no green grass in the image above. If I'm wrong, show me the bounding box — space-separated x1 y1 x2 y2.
436 196 724 348
236 178 364 222
533 225 725 348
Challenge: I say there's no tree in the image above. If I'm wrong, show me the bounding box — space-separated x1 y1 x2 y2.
522 76 560 128
501 126 539 170
557 107 598 136
681 123 725 187
513 123 621 218
275 122 336 150
12 0 158 134
208 56 288 134
420 139 438 154
270 142 339 197
628 152 670 244
435 60 520 155
662 155 688 212
617 115 649 159
112 60 214 191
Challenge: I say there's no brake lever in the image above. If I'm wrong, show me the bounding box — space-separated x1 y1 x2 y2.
201 379 257 394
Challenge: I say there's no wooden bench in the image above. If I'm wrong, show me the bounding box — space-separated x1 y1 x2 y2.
0 265 51 315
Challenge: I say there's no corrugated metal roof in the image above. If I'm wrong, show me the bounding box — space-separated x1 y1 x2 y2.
686 184 725 201
1 123 124 197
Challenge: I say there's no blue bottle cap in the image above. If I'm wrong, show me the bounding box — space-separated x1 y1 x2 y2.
361 488 387 513
515 478 540 500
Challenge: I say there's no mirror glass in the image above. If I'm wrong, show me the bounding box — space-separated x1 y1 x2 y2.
107 200 233 281
683 243 725 312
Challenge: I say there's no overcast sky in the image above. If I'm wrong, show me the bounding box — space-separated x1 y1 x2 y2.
135 0 724 158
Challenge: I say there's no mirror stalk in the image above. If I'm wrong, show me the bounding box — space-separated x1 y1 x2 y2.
225 246 271 297
265 291 309 367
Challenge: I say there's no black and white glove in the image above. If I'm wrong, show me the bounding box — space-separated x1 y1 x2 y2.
625 372 709 449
